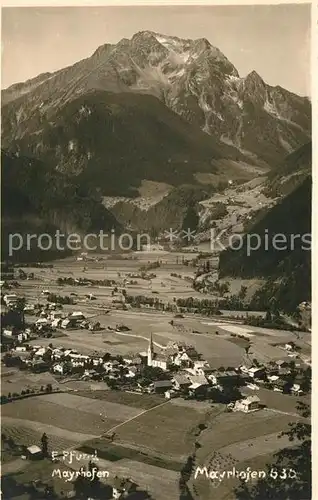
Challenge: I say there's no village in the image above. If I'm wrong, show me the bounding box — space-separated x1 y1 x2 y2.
0 254 312 500
1 314 311 405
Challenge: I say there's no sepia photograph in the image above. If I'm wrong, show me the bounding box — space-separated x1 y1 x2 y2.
1 3 312 499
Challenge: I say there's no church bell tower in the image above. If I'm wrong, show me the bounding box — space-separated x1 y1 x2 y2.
147 333 154 366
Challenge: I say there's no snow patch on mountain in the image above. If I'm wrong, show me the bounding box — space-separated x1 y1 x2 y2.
155 34 184 51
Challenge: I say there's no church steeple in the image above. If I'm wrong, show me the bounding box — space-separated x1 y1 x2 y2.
147 333 153 366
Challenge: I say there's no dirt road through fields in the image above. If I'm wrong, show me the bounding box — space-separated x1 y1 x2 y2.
102 399 172 436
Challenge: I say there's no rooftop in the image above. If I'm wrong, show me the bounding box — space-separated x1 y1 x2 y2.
244 395 260 403
173 374 190 384
153 380 173 388
27 445 42 455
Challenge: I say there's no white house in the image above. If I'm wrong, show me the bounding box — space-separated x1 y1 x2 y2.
285 342 296 351
34 347 48 358
3 327 16 337
15 346 27 353
50 311 63 320
291 383 304 396
92 357 103 367
123 355 134 365
151 354 170 371
35 318 49 327
239 365 250 374
69 353 90 362
248 367 266 379
17 332 29 342
61 319 72 329
126 366 138 378
4 293 18 305
52 363 66 375
51 318 62 328
173 352 192 367
70 311 85 321
24 304 35 313
235 395 260 413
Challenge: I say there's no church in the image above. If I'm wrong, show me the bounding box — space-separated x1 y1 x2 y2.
147 333 170 371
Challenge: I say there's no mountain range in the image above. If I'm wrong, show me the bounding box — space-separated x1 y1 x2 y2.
1 30 312 282
2 31 311 178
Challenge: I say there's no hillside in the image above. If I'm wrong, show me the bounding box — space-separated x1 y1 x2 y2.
264 141 312 198
219 177 311 311
2 31 311 168
2 90 254 197
107 184 209 234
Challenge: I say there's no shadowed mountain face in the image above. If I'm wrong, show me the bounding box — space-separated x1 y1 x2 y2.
1 89 254 197
265 142 311 198
2 31 311 168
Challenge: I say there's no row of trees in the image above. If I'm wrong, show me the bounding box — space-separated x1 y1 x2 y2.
46 293 74 305
1 384 53 404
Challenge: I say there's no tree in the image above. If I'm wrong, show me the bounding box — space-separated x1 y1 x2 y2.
15 297 26 328
73 468 86 498
182 205 199 234
265 309 272 321
235 402 311 499
301 367 311 393
41 432 49 456
238 285 248 301
88 460 101 496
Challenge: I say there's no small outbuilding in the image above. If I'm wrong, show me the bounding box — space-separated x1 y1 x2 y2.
26 445 43 460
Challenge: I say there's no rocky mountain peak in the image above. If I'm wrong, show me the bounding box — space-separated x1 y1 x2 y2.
1 30 311 167
245 70 265 85
241 70 267 104
92 43 114 59
192 37 212 52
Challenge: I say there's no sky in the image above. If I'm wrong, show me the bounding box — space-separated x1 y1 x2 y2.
1 4 311 96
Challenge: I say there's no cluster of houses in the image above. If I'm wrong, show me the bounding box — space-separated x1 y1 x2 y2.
1 287 310 411
2 321 309 407
34 309 102 332
3 292 20 308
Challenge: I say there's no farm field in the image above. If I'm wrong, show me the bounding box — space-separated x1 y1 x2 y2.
112 402 220 461
188 408 303 500
76 389 164 409
68 453 180 500
1 366 62 394
1 393 208 500
195 408 300 458
1 397 117 435
190 451 276 500
241 387 311 415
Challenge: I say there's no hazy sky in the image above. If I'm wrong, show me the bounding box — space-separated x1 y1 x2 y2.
1 4 311 96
